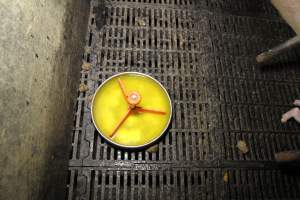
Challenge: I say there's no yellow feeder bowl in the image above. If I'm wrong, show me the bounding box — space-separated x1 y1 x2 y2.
91 72 172 149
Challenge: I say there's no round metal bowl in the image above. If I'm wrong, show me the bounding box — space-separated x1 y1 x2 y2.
91 72 172 149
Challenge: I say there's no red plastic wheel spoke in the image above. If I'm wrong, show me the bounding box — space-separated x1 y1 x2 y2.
111 78 166 138
118 78 129 103
110 109 132 138
135 107 166 115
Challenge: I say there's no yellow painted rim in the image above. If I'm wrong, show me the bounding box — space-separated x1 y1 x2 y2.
91 72 172 149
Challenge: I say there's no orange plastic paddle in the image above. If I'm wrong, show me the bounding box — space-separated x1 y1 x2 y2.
109 109 132 138
110 78 166 138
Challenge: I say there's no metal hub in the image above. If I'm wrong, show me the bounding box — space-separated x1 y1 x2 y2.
127 91 141 106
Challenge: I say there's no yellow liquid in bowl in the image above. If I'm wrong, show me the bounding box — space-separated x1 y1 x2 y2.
92 73 172 147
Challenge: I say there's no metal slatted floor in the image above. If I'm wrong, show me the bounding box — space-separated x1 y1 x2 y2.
66 0 300 199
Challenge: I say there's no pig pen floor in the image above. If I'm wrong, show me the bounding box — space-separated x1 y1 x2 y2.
66 0 300 199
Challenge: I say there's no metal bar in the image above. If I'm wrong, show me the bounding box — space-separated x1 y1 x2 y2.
256 36 300 63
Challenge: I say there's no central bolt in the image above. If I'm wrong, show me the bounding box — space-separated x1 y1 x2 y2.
131 94 137 100
127 91 141 106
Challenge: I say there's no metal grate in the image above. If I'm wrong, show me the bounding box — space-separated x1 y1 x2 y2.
67 0 300 199
67 168 219 200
